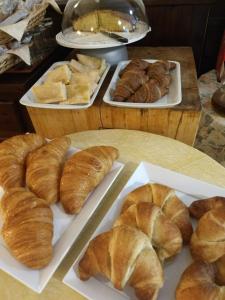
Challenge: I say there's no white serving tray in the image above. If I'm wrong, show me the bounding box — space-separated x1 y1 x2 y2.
19 61 110 110
0 146 124 293
103 60 182 109
63 161 225 300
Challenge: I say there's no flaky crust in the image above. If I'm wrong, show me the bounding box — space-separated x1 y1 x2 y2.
0 134 46 190
114 202 182 261
189 197 225 219
176 261 225 300
1 188 53 269
60 146 119 214
26 137 71 204
79 225 163 300
121 184 193 244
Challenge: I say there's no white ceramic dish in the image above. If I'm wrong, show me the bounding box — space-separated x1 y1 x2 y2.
0 146 124 293
19 61 110 110
63 161 225 300
103 59 182 109
56 24 151 49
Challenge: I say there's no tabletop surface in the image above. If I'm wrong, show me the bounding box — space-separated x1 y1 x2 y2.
97 47 201 111
1 129 225 300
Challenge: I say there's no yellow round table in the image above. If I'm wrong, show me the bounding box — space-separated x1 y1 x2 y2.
1 129 225 300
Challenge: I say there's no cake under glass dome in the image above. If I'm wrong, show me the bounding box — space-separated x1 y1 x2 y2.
57 0 150 49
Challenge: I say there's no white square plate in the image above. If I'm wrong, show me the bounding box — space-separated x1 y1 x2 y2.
63 161 225 300
103 60 182 109
19 61 110 110
0 146 124 293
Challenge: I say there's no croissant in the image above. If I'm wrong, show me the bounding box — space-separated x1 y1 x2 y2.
60 146 119 214
0 134 46 190
120 59 149 77
121 184 193 244
147 60 176 77
26 137 71 205
114 202 182 261
1 188 53 269
176 261 225 300
190 208 225 263
189 196 225 219
79 225 164 300
113 69 148 102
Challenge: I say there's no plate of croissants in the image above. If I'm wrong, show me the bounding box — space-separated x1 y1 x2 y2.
63 161 225 300
19 54 110 109
103 59 182 108
0 133 124 292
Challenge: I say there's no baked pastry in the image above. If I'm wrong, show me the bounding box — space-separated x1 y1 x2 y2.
66 83 92 104
73 10 134 33
114 202 182 261
121 184 193 244
1 188 53 269
176 261 225 300
79 225 163 300
26 137 71 205
77 54 103 69
190 208 225 263
32 82 67 104
45 65 71 84
0 133 46 190
120 59 149 77
60 146 119 214
189 196 225 219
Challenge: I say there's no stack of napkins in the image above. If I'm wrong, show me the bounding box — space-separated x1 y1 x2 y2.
32 54 106 105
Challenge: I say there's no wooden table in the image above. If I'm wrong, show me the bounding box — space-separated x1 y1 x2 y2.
27 47 201 146
1 129 225 300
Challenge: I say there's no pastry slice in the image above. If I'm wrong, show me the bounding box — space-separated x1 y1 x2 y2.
70 59 91 73
26 137 71 205
73 11 99 32
45 64 71 84
77 54 102 69
98 10 133 32
66 83 91 104
32 82 67 104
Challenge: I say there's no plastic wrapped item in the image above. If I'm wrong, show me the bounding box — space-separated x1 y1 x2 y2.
58 0 149 48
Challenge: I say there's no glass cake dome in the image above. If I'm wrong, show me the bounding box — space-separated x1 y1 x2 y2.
57 0 150 49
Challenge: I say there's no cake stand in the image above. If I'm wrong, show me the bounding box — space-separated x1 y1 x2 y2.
56 0 150 65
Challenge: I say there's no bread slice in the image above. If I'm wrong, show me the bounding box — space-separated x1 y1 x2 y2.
73 11 99 32
66 83 91 104
32 82 67 104
45 65 71 84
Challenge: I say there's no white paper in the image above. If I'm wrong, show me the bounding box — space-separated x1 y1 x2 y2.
7 44 31 65
63 161 225 300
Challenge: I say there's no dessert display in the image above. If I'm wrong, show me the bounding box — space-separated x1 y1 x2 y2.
60 146 119 214
1 187 53 269
176 196 225 300
113 59 176 103
0 133 119 270
31 54 107 105
78 183 192 299
73 10 134 33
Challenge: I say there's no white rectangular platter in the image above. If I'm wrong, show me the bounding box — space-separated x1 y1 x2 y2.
0 146 124 293
63 161 225 300
103 59 182 109
19 61 110 110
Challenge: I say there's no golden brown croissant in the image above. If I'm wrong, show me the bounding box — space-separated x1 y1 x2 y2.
121 184 193 244
114 202 182 261
60 146 119 214
0 134 46 190
1 188 53 269
79 225 163 300
176 261 225 300
26 137 71 205
189 196 225 219
120 59 149 77
190 208 225 263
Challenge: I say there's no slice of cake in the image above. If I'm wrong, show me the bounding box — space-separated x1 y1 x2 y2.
66 83 91 104
98 10 133 32
45 65 71 84
73 11 99 32
32 82 67 104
